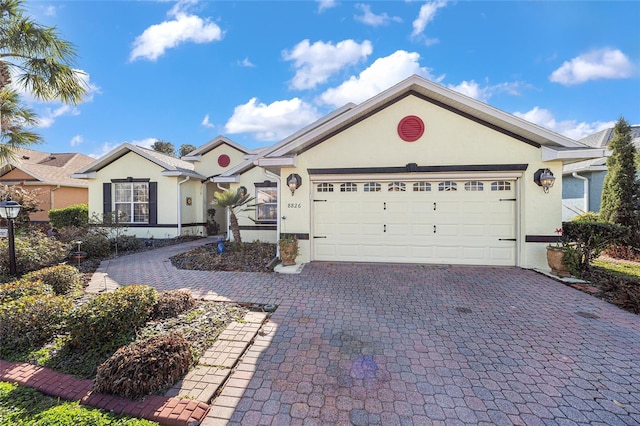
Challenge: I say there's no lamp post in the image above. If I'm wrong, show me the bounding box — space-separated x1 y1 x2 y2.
0 199 22 276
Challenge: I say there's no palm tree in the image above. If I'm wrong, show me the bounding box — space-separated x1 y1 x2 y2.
0 0 87 104
0 87 41 161
212 188 255 244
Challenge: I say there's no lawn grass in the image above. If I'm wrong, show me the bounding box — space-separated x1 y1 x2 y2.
592 258 640 280
0 381 157 425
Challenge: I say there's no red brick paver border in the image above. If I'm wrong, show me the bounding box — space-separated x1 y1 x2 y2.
0 360 210 425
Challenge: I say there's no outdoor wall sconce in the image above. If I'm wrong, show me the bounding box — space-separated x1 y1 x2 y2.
287 173 302 195
239 186 247 197
534 168 555 193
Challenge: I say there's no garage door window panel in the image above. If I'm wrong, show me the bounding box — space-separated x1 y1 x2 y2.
317 183 334 192
491 181 511 191
364 182 381 192
388 182 406 192
464 181 484 191
340 183 357 192
438 181 457 191
413 182 432 192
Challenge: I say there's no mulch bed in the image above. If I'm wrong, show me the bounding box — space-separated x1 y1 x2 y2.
575 268 640 314
170 241 277 272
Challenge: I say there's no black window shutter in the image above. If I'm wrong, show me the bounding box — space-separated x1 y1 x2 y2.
149 182 157 224
103 183 112 214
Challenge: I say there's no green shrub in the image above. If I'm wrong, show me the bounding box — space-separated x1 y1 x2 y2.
0 231 69 276
81 233 111 259
0 278 53 304
67 285 158 349
571 211 600 222
111 235 142 252
23 264 83 296
93 333 191 400
0 295 72 352
562 221 629 272
48 204 89 229
151 290 197 320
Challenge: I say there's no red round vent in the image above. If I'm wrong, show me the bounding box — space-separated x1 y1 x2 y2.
218 154 230 167
397 115 425 142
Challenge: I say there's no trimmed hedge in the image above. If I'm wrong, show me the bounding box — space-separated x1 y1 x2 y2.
0 278 53 304
23 264 83 296
151 290 196 320
562 220 629 272
0 231 69 276
67 285 158 349
0 295 72 352
93 333 191 400
48 204 89 229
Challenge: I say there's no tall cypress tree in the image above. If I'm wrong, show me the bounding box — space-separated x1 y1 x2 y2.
600 117 639 234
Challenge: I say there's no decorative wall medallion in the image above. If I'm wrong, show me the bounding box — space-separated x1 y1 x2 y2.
397 115 425 142
218 154 231 167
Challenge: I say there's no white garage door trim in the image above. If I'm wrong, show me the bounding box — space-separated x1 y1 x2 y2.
310 173 522 266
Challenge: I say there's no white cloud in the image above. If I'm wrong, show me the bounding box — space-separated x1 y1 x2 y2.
225 97 320 141
37 105 78 128
354 4 402 26
44 5 56 16
318 50 442 107
317 0 338 13
514 107 615 140
550 48 634 86
447 80 526 102
239 57 255 67
283 39 373 90
88 138 157 159
129 2 223 62
77 70 101 102
412 0 447 40
70 135 83 147
201 114 215 128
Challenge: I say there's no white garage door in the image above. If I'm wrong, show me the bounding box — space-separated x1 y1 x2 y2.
312 179 517 266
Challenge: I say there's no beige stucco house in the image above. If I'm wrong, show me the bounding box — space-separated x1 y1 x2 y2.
0 148 94 222
74 75 606 270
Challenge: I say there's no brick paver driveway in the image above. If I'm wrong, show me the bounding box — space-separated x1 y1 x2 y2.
98 241 640 425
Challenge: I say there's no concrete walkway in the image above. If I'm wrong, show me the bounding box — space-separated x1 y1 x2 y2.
86 238 640 425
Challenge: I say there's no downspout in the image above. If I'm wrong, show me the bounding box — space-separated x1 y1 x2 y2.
572 172 589 214
216 183 231 241
177 177 190 236
263 169 281 258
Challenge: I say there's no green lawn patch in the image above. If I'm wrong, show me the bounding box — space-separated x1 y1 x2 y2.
0 381 157 425
592 258 640 279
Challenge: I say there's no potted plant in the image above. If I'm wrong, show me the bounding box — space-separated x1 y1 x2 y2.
546 228 571 277
278 235 298 266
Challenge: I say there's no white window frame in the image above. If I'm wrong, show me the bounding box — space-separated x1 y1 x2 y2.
113 182 149 223
256 185 278 222
340 183 358 192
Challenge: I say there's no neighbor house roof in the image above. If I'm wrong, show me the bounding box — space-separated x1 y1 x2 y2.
215 74 607 181
71 143 206 180
562 125 640 174
0 147 95 188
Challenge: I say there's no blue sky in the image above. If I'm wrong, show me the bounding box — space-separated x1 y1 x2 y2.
21 0 640 158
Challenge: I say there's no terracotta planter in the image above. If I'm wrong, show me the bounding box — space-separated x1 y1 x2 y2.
279 241 298 266
69 251 87 263
546 246 570 277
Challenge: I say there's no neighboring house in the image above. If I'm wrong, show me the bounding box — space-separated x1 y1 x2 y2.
0 148 94 222
562 125 640 221
75 75 606 271
72 138 250 239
